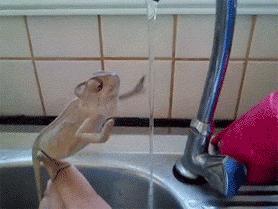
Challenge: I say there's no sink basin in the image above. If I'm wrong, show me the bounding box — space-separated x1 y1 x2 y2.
0 165 183 209
0 133 277 209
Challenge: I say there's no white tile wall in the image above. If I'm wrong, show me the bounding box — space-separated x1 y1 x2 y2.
0 61 42 115
102 15 173 57
36 61 101 115
0 17 30 57
27 16 100 57
249 16 278 58
176 15 252 58
237 61 278 117
105 60 171 118
172 61 244 119
0 15 277 121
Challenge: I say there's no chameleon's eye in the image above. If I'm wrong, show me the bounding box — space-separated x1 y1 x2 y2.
87 77 103 93
96 82 103 92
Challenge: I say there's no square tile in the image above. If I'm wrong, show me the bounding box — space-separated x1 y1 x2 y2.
27 16 100 57
104 60 171 118
0 61 43 115
152 61 172 118
0 17 30 57
102 15 173 57
36 61 101 115
176 15 252 58
172 61 244 119
249 16 278 58
237 61 278 117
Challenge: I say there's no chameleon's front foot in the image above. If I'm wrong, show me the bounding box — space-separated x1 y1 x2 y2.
75 117 114 143
101 118 114 142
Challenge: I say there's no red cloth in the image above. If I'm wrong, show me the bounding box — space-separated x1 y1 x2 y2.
212 91 278 184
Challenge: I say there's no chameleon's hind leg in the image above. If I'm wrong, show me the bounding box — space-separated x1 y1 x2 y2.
33 152 43 202
33 150 56 201
38 150 70 181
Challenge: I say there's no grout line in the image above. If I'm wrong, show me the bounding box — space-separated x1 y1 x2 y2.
0 57 101 61
167 15 178 133
103 56 148 60
24 16 47 116
248 58 278 62
168 15 178 132
155 57 172 60
104 57 172 60
0 56 277 62
175 57 210 61
33 57 100 61
0 57 32 60
233 15 257 119
97 15 105 71
175 58 249 61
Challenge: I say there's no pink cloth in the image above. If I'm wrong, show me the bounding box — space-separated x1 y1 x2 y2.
212 91 278 184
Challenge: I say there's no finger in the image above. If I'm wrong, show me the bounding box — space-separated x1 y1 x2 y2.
39 180 65 209
53 165 111 209
38 151 111 209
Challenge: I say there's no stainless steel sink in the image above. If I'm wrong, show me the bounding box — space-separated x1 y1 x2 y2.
1 153 277 209
0 165 182 209
0 133 277 209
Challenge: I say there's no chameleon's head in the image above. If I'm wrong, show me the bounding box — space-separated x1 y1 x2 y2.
74 71 120 116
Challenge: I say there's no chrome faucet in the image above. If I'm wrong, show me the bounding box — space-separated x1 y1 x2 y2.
173 0 247 197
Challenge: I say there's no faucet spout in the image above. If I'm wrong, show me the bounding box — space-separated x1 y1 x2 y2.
174 0 247 197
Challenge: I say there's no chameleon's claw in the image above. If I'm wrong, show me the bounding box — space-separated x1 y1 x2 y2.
102 118 114 139
103 118 114 127
37 150 71 181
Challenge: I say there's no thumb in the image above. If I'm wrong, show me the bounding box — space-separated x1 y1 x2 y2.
38 150 111 209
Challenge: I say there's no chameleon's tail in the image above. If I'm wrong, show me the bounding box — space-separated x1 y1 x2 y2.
32 142 43 202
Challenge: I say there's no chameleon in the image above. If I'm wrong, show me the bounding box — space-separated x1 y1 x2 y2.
32 71 145 201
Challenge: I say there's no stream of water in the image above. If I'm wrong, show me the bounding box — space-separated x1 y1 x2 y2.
145 0 158 208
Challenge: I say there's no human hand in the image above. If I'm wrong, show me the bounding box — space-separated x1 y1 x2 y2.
38 153 111 209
